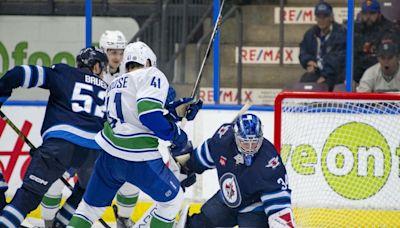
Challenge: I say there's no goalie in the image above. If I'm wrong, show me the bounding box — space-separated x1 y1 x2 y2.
174 113 296 228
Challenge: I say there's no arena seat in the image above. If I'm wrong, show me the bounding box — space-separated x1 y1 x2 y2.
381 0 400 23
283 82 329 92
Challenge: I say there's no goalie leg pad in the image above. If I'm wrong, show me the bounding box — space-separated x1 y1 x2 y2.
268 208 296 228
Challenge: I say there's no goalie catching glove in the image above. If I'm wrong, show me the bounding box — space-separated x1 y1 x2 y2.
166 98 203 122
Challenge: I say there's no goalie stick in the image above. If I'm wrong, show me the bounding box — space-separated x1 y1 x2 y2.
0 110 112 228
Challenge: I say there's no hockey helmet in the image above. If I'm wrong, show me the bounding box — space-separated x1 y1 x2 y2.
233 113 263 166
99 30 127 51
135 41 157 67
123 41 152 68
76 46 108 71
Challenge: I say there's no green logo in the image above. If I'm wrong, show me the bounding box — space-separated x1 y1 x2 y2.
321 122 391 200
0 41 75 76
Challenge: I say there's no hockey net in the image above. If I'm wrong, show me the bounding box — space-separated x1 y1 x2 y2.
274 92 400 227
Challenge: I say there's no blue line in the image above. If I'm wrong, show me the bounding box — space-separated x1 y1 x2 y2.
3 101 274 111
4 101 48 106
345 0 354 92
203 104 274 111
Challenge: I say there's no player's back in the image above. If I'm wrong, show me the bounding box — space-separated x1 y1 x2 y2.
105 66 168 135
41 64 108 149
96 66 169 161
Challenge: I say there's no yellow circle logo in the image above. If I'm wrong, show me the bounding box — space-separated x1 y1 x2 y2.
321 122 391 200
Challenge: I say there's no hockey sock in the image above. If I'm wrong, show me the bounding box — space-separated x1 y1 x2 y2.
41 194 62 220
67 214 92 228
54 182 85 227
0 187 42 227
149 211 175 228
116 192 138 218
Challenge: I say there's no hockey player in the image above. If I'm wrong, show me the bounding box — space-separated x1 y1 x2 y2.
99 30 127 84
0 46 108 228
175 113 296 227
67 41 190 228
40 31 130 228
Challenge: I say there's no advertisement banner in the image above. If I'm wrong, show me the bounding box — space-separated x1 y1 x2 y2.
0 16 139 75
235 46 299 64
274 7 361 24
199 87 282 105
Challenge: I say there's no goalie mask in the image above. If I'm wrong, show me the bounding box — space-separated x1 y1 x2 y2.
234 113 263 166
99 30 127 51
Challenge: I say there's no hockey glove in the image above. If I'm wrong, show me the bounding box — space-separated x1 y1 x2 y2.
165 97 194 122
171 122 188 152
185 99 203 121
181 172 196 191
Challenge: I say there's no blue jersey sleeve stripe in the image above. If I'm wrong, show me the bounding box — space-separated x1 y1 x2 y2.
35 66 45 87
21 65 31 88
261 190 291 203
264 203 291 216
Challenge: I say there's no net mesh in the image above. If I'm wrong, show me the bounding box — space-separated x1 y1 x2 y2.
277 95 400 227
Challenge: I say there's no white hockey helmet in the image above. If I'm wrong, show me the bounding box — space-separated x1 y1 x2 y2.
123 42 148 67
123 41 158 68
99 30 127 51
136 41 157 67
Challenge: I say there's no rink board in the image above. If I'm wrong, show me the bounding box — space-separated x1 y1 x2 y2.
2 102 399 225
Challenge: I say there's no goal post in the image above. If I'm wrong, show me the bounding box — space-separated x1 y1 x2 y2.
274 91 400 227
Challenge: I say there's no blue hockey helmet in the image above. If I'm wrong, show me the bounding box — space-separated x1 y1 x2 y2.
76 46 108 72
233 113 263 166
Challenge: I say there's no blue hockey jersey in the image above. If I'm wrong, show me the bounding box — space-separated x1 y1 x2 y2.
187 123 292 217
0 64 107 149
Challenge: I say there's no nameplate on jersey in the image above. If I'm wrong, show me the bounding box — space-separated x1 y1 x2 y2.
220 173 242 208
85 75 107 89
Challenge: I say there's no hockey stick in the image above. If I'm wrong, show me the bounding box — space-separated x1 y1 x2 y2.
191 0 226 99
0 109 73 191
0 110 112 228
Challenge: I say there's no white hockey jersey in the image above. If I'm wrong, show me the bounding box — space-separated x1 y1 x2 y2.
103 67 121 85
95 66 169 161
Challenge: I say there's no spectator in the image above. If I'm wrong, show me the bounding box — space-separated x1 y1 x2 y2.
357 34 400 92
298 1 346 91
353 0 398 83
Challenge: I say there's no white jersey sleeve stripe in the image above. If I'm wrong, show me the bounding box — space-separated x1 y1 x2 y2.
261 191 291 203
137 97 163 105
21 65 31 88
195 141 215 168
35 66 45 87
264 203 292 216
3 205 24 223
